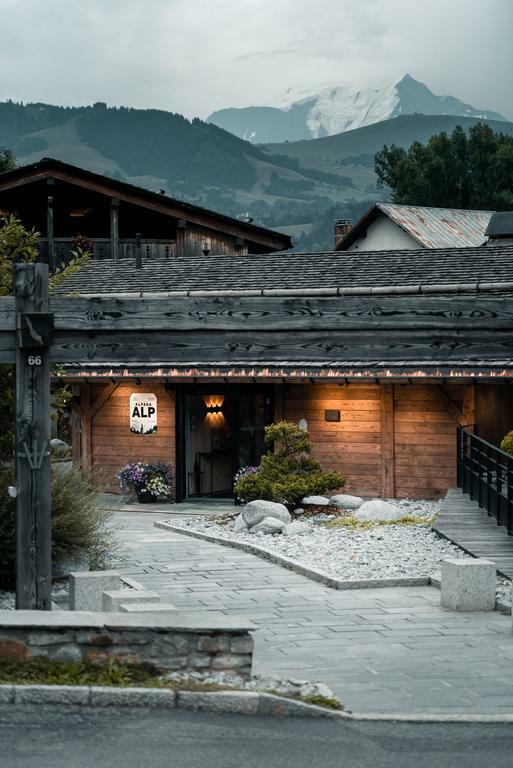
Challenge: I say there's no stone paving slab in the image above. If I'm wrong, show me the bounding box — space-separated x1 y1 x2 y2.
112 509 513 715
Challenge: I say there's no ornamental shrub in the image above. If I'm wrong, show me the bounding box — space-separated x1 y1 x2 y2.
234 421 344 508
500 431 513 455
0 463 119 588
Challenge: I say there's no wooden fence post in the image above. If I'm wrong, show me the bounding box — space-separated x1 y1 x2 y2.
15 263 53 610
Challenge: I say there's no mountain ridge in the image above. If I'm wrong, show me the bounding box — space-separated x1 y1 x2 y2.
208 74 507 143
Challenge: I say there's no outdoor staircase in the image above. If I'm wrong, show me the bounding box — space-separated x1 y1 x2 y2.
433 488 513 579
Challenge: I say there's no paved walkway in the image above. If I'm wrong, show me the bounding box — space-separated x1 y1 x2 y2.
434 488 513 579
113 510 513 715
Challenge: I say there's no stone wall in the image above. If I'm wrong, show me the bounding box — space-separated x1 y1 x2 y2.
0 611 255 678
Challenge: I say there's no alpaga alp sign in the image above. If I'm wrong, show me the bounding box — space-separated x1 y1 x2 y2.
130 393 157 434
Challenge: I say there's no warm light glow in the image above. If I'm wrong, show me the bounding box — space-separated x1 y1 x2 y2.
203 394 225 426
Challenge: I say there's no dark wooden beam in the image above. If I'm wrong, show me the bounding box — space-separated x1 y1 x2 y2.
15 263 52 610
48 295 513 333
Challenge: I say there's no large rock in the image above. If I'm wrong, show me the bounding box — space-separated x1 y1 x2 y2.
329 494 363 511
282 521 310 536
242 500 291 528
354 499 403 522
301 495 330 506
249 517 286 535
232 514 249 533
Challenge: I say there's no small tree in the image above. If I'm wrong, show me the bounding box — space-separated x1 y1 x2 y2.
234 421 344 508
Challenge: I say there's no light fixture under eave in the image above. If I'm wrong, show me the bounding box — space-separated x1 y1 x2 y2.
203 394 225 425
69 208 92 218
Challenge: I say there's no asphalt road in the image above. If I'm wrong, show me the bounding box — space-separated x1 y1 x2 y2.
2 705 513 768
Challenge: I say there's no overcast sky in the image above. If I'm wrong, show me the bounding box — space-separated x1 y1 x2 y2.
0 0 512 120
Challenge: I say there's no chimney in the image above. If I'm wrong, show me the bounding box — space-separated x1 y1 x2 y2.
334 218 352 249
485 212 513 246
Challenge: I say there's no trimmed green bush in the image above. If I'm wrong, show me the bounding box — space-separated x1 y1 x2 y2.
234 421 344 508
0 463 119 588
500 431 513 455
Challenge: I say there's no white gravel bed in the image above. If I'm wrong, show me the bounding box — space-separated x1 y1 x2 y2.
175 518 467 580
163 671 339 705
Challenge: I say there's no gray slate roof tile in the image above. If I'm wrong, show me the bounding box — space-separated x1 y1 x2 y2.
53 244 513 295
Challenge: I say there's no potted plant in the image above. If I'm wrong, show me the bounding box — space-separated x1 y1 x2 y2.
117 462 173 503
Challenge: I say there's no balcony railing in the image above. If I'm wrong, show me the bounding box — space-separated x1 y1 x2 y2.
39 238 177 266
457 427 513 534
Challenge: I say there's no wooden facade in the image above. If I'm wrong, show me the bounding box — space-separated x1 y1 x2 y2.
69 379 512 500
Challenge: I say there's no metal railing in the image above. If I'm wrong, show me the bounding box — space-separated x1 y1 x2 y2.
457 427 513 534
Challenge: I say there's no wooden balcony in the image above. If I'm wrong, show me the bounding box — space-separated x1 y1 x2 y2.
39 237 178 266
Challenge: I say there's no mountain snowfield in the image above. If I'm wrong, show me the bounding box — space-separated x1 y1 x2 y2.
208 74 506 143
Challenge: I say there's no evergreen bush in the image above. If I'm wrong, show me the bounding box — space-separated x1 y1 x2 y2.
234 421 344 508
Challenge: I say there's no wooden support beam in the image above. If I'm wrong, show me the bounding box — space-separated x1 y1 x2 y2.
70 384 81 464
380 384 395 498
461 383 476 431
80 383 92 475
273 384 284 422
176 219 186 258
110 198 120 261
433 384 464 425
85 381 120 421
15 263 53 610
46 179 55 271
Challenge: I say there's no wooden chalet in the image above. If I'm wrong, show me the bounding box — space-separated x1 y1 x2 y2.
0 158 292 265
46 238 513 502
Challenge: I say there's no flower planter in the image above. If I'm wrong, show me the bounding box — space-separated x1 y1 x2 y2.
136 490 158 504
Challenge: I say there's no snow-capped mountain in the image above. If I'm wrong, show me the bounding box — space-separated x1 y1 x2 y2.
207 75 506 143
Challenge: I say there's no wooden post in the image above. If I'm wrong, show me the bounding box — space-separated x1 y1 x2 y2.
176 219 187 258
110 198 120 261
47 179 55 271
462 383 476 431
70 384 81 464
135 233 142 269
15 263 53 610
80 383 92 474
380 384 395 498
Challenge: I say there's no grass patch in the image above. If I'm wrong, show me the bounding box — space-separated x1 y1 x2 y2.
300 694 343 710
323 514 435 530
0 657 163 687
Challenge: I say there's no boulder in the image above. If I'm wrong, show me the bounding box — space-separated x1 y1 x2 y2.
250 517 286 535
242 500 291 528
232 514 249 533
329 494 363 511
282 521 310 536
354 499 403 522
301 495 330 506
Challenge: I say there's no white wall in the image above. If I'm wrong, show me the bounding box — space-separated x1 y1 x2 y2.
346 215 420 251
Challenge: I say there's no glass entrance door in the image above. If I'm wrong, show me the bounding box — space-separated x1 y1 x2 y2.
183 387 272 498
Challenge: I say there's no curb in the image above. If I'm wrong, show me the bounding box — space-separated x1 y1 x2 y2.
3 684 513 722
155 521 431 590
0 684 343 718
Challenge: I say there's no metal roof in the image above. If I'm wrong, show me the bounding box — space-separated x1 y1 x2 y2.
377 204 493 248
337 203 493 250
